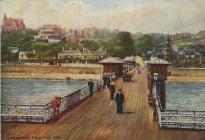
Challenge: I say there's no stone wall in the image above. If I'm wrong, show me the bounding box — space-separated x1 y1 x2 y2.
2 64 102 74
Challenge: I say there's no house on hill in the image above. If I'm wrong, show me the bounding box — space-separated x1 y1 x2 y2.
177 47 202 67
2 14 25 32
34 24 64 43
146 34 204 67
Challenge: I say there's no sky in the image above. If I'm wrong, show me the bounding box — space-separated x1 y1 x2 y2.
1 0 205 33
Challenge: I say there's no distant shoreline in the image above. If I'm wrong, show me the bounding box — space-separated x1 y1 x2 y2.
1 64 102 80
167 76 205 83
1 72 101 80
167 67 205 83
2 64 205 82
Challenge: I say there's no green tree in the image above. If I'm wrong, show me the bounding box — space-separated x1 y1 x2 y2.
1 31 35 62
134 34 155 55
110 31 135 58
81 40 99 51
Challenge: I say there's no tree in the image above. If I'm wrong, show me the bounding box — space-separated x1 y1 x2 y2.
111 31 135 58
1 31 36 62
81 40 100 51
134 34 155 55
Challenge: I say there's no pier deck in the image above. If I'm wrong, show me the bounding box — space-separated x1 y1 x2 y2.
2 68 205 140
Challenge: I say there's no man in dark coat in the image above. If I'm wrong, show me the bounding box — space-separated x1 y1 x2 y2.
115 89 124 114
103 76 107 88
109 82 115 100
106 76 111 87
88 79 94 97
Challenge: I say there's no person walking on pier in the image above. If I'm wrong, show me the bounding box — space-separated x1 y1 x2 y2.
109 81 115 100
107 76 111 87
103 76 107 88
115 89 124 114
88 79 94 97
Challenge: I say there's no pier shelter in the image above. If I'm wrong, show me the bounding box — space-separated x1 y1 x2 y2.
123 56 136 72
146 57 171 109
98 57 124 77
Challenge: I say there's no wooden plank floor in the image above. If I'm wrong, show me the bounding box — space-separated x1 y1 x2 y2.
2 68 205 140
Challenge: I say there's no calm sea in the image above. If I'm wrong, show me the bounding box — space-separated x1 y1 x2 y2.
1 78 87 105
166 82 205 110
2 79 205 110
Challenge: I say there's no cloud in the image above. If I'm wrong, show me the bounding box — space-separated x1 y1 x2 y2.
2 0 205 33
2 0 88 28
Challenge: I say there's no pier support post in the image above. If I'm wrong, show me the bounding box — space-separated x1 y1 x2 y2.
159 80 166 110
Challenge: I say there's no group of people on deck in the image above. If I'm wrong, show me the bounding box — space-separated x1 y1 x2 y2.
88 76 125 114
87 66 143 114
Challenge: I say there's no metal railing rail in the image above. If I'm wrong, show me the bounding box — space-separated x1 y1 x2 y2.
152 80 205 130
1 81 101 123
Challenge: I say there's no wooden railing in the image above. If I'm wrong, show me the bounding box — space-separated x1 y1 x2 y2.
1 81 101 123
152 80 205 130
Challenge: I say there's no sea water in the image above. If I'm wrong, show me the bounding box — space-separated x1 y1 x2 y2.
1 78 87 105
2 79 205 110
166 82 205 110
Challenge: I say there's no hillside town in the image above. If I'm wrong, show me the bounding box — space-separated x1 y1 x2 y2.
2 14 205 67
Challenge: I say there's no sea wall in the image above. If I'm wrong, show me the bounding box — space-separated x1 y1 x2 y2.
1 64 103 80
167 67 205 82
1 64 102 74
169 67 205 76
